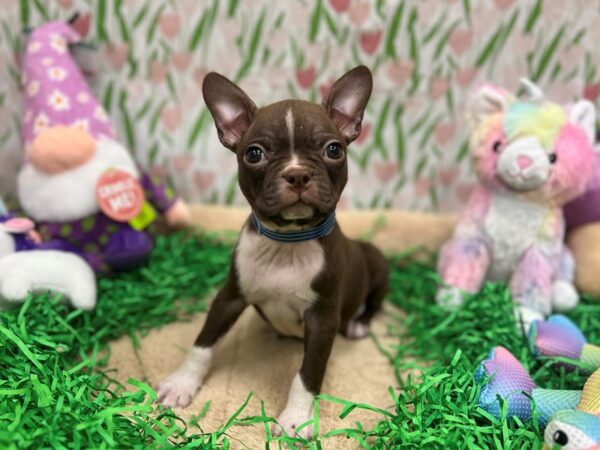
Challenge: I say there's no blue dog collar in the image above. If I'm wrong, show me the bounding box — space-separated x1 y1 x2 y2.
251 211 336 243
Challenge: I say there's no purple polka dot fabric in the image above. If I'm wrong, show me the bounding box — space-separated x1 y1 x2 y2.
20 21 115 149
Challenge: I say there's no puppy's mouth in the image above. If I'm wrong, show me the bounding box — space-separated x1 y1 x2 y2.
280 201 314 220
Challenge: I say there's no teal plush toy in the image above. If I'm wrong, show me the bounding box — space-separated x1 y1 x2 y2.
477 346 600 449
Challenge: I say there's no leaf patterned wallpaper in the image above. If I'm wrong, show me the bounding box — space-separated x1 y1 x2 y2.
0 0 599 211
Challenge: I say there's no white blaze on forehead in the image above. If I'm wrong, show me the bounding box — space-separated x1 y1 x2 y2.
285 108 296 157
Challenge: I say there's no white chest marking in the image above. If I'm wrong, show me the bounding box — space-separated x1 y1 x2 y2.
236 227 324 338
485 193 550 281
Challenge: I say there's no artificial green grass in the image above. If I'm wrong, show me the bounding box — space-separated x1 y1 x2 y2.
0 235 598 449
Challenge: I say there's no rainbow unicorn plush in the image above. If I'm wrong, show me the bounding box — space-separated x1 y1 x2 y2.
437 80 597 329
477 346 600 450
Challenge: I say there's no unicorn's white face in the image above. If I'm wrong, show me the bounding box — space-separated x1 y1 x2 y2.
18 137 139 222
496 135 552 192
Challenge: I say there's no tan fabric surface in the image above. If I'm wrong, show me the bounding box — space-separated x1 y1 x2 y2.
568 222 600 298
108 306 400 449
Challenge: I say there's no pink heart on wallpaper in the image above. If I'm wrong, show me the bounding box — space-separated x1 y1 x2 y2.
151 61 167 84
171 52 193 71
456 182 476 202
56 0 73 8
349 1 370 26
102 43 129 70
194 169 216 192
71 13 91 37
193 67 208 89
158 12 181 39
414 177 432 198
374 161 398 183
434 122 455 146
329 0 351 13
171 154 193 172
494 0 516 10
356 122 372 145
449 28 473 55
584 81 600 102
438 167 460 186
296 67 317 89
161 106 182 132
387 59 414 86
360 30 382 55
149 165 168 179
430 77 450 100
455 67 478 86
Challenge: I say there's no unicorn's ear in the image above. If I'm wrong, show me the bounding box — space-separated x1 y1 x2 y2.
569 100 596 145
468 84 514 126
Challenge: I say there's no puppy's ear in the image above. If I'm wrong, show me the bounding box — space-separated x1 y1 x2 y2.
202 73 257 150
322 65 373 143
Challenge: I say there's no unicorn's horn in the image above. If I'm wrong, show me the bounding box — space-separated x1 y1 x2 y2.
520 78 544 101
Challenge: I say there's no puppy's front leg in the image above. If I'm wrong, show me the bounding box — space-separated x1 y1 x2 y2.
273 303 339 439
157 269 246 408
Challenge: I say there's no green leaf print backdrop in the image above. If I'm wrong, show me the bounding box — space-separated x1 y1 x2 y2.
0 0 598 211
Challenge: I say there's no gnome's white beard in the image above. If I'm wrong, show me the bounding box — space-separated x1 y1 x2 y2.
18 137 140 223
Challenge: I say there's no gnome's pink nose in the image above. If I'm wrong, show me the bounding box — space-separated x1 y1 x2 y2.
517 155 533 171
29 126 96 174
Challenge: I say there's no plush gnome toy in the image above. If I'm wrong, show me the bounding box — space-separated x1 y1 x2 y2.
17 20 191 273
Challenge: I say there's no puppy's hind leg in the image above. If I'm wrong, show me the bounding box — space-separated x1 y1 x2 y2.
345 243 389 339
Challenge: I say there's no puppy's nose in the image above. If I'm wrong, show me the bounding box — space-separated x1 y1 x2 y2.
517 155 533 170
282 167 312 192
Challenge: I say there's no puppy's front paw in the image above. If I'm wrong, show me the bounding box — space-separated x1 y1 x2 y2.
156 370 201 408
271 405 314 439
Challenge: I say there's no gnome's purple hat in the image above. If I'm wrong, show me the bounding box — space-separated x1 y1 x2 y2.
20 21 115 150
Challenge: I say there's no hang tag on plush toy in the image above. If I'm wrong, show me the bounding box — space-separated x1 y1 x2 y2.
96 169 145 222
0 217 35 234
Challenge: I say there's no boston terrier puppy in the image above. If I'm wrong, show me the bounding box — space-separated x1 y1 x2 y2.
156 66 389 438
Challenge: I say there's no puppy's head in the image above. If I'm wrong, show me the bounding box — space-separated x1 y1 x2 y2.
203 66 372 229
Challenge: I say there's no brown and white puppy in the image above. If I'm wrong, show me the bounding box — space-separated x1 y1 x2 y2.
156 66 389 438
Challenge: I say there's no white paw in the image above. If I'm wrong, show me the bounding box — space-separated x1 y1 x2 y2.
514 305 545 334
272 404 314 439
156 370 201 408
345 320 369 339
551 280 579 312
435 286 465 310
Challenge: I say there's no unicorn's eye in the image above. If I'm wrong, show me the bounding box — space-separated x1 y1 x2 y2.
492 141 502 153
549 153 557 164
553 430 568 446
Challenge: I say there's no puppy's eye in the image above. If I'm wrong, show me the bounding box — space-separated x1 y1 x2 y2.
492 140 502 153
245 145 264 164
549 153 557 164
325 142 343 160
